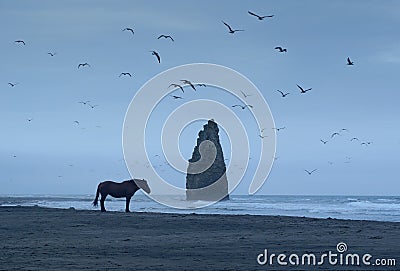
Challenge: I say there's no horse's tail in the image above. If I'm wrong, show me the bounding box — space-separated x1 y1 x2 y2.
93 183 101 207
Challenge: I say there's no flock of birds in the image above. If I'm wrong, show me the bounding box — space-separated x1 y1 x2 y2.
213 10 367 177
6 6 374 185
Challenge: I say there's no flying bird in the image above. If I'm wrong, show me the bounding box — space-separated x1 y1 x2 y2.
180 80 196 91
150 51 161 63
347 57 354 65
277 90 289 97
88 104 98 109
232 104 253 109
240 90 251 98
222 21 244 34
351 137 359 141
304 169 317 175
48 52 56 56
258 135 268 139
158 35 174 42
78 100 90 105
248 11 274 20
196 83 207 87
361 141 373 146
171 95 183 99
331 132 340 138
74 120 80 125
119 72 132 77
320 139 328 144
14 40 25 45
8 82 18 87
272 127 285 131
78 63 90 69
27 118 33 122
169 83 184 93
297 84 312 93
122 28 134 35
275 46 287 52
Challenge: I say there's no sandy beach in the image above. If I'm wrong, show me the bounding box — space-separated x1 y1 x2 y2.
1 206 399 270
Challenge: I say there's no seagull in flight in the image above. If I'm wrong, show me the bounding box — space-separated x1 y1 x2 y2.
351 137 359 141
119 72 132 77
171 95 183 99
169 83 184 93
297 84 312 93
232 104 253 109
258 135 268 139
74 120 80 125
240 90 251 98
180 80 196 91
320 139 328 144
196 84 207 87
275 46 287 52
8 82 18 87
158 35 174 42
122 28 134 35
27 118 33 122
222 21 244 34
277 90 290 97
272 127 285 131
304 169 317 175
331 132 340 138
347 57 354 65
248 11 274 20
150 51 161 63
88 104 99 109
361 141 373 146
14 40 25 45
78 63 91 69
78 100 90 105
48 52 57 56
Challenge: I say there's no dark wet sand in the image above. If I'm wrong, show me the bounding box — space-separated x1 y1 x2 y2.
0 206 399 270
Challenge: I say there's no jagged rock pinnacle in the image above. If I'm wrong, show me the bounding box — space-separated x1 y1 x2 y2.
186 120 229 201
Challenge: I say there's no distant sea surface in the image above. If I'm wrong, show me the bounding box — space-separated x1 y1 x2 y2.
1 195 399 222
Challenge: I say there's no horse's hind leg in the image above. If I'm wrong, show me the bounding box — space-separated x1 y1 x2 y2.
100 194 107 212
125 196 132 212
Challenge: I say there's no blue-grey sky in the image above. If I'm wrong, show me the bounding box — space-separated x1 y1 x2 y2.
1 0 399 195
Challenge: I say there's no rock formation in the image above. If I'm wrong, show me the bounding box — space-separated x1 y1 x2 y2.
186 119 229 201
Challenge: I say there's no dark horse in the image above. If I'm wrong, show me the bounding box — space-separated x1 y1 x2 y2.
93 179 150 212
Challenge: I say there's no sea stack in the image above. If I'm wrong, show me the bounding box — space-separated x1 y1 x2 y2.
186 119 229 201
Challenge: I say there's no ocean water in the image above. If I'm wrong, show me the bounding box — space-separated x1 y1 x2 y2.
0 194 399 222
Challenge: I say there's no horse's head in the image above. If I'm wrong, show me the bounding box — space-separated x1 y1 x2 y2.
133 179 151 194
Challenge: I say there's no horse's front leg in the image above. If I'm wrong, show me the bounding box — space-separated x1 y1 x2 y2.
100 194 107 212
125 196 132 212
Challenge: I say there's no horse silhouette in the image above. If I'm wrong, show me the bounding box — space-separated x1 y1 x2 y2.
93 179 150 212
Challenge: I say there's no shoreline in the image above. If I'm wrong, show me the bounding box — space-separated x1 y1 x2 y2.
1 194 399 223
1 206 399 270
3 204 400 223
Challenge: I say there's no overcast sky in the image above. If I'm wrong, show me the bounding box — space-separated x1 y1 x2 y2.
1 0 399 196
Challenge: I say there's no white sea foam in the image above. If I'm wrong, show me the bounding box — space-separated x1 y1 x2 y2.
0 195 399 222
